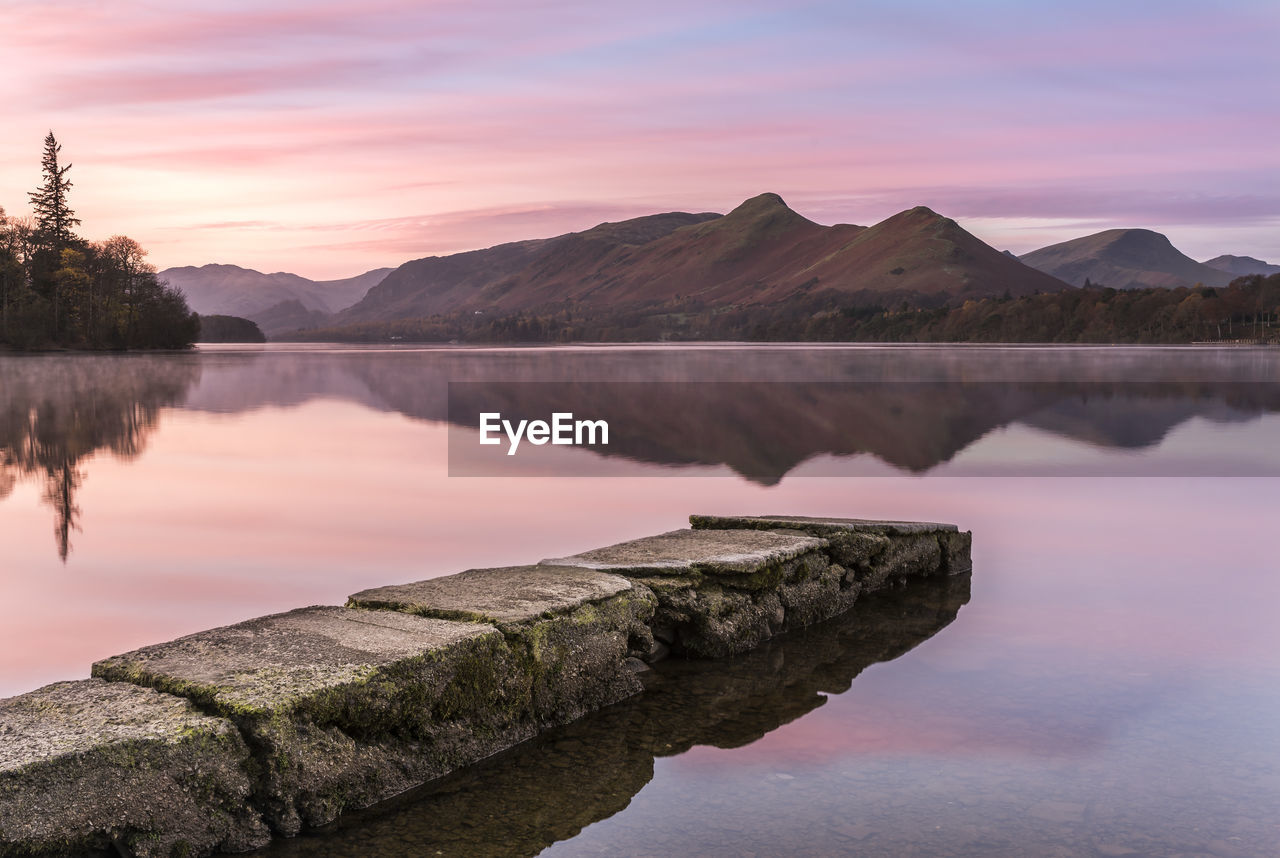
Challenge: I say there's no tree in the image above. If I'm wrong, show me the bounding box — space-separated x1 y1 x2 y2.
2 135 197 349
28 132 80 252
53 248 90 341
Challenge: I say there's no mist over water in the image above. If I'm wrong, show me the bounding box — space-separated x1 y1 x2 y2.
1 344 1278 856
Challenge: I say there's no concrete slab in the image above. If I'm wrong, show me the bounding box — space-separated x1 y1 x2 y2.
542 530 839 658
689 513 958 535
690 514 972 578
0 678 268 857
349 565 637 625
349 566 657 724
92 606 529 835
95 605 497 718
543 528 827 583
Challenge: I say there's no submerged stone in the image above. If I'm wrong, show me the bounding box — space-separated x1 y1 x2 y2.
92 606 536 836
349 565 657 721
0 678 268 857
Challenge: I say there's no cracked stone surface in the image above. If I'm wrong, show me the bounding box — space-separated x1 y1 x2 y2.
350 565 657 726
543 528 827 578
6 516 969 855
349 565 637 625
690 514 972 577
92 606 532 835
0 678 269 857
542 529 850 658
95 605 497 716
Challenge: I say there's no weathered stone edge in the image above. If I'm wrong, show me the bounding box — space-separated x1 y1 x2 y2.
344 579 647 629
689 515 973 576
2 515 968 857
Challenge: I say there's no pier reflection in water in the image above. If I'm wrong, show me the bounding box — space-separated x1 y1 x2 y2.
256 572 971 858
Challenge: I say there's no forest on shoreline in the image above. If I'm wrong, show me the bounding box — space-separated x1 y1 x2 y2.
0 134 197 350
5 135 1275 349
278 273 1280 345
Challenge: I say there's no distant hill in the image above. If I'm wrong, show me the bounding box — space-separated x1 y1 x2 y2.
250 300 334 336
195 314 266 343
339 213 718 322
160 264 392 321
1203 255 1280 277
1020 229 1233 290
334 193 1068 326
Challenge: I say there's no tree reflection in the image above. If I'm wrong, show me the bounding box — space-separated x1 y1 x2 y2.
0 355 200 560
5 348 1280 560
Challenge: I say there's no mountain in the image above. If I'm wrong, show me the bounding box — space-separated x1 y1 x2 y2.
1020 229 1233 290
335 194 1068 325
160 264 392 320
249 299 333 336
340 212 719 322
1203 255 1280 277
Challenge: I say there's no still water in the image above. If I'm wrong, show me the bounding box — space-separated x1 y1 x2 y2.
2 344 1279 856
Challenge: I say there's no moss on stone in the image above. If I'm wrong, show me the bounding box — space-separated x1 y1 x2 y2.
0 680 269 857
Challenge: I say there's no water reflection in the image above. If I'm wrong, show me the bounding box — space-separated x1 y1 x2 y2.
444 380 1280 479
2 347 1276 855
2 346 1280 558
0 355 200 560
251 572 971 858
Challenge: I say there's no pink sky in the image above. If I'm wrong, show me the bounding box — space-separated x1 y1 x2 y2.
2 1 1277 279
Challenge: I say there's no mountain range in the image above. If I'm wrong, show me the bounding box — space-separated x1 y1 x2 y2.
336 194 1067 325
1018 229 1235 290
158 264 392 334
1202 255 1280 277
161 193 1276 337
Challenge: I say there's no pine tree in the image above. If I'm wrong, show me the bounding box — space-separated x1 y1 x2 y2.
28 132 80 251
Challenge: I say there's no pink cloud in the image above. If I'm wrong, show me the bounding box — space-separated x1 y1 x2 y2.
1 1 1275 276
42 58 387 108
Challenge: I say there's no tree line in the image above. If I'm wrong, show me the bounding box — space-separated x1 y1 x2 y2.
278 273 1280 345
0 133 198 350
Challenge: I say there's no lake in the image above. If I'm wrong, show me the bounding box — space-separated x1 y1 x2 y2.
2 344 1278 857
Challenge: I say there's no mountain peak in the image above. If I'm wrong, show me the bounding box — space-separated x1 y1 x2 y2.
906 205 941 218
1203 254 1280 276
733 192 789 211
715 192 814 231
868 205 962 237
1102 227 1169 244
1021 228 1233 290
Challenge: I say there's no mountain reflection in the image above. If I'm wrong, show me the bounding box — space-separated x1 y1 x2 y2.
3 346 1280 559
444 379 1280 480
0 355 201 560
187 347 1280 482
252 572 971 858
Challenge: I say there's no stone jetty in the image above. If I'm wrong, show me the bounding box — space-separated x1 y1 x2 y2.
0 515 970 857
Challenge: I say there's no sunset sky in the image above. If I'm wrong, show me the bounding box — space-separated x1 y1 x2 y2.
2 0 1277 279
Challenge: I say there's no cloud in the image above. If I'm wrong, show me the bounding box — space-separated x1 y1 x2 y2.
2 0 1277 275
293 201 676 256
42 58 388 109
